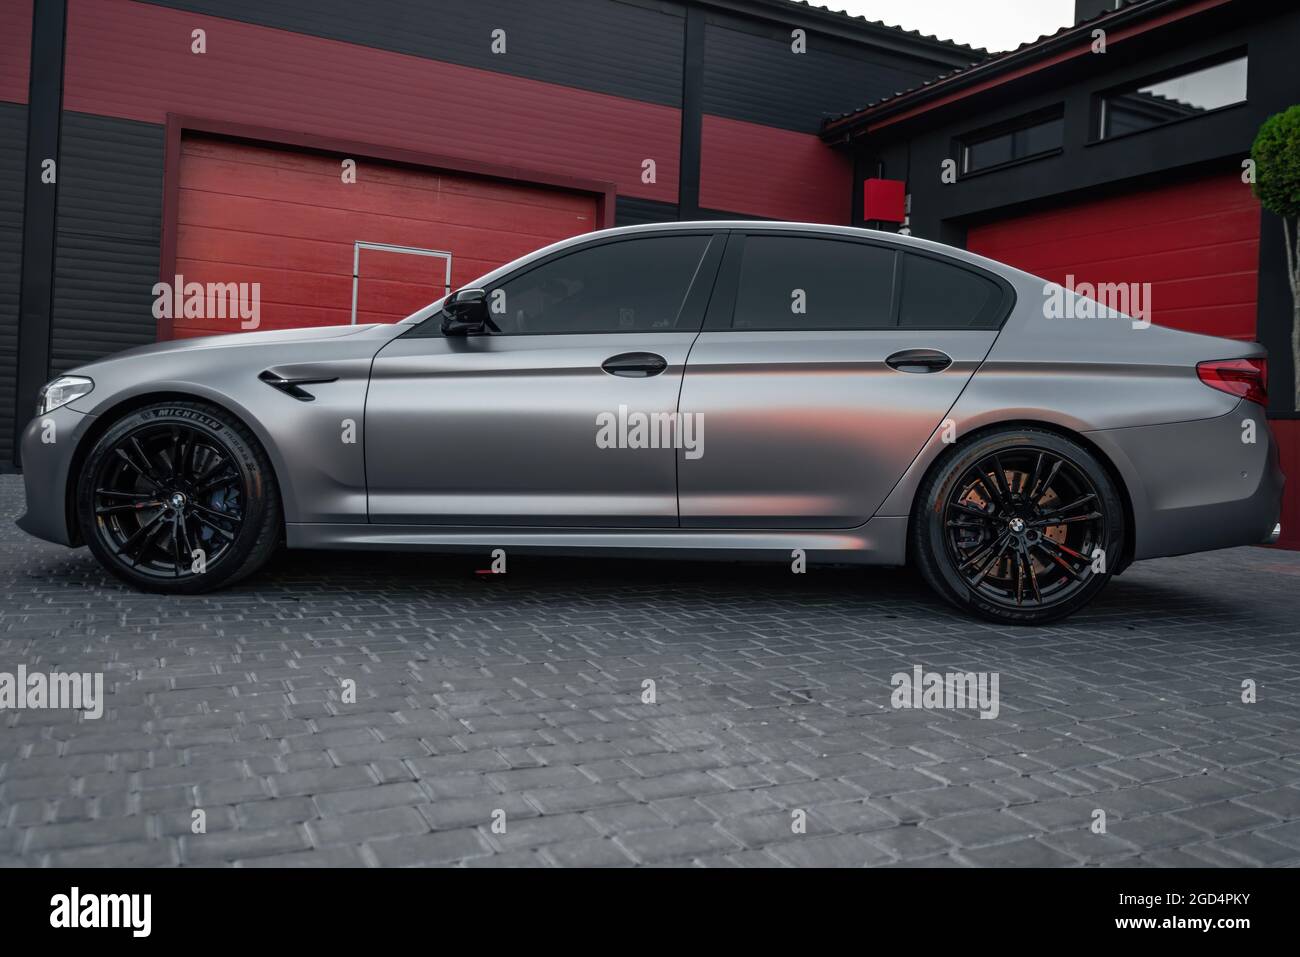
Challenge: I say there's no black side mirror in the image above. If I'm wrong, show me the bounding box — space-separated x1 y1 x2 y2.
440 288 493 336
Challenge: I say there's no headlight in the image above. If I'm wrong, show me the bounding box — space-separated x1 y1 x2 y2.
36 376 94 415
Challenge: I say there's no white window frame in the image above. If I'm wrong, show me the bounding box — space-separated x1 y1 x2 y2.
350 241 453 325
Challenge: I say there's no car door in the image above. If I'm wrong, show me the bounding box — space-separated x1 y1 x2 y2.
365 230 723 526
677 232 1010 529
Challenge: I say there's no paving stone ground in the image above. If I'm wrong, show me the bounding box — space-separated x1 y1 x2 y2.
1 473 1298 867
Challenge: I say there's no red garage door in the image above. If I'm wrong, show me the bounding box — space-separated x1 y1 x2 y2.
171 135 599 339
967 172 1261 339
968 173 1300 550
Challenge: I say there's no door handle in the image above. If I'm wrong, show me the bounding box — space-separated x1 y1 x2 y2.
885 349 952 373
602 352 668 377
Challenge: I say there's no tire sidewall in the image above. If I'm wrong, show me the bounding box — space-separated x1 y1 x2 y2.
918 430 1125 625
77 403 271 591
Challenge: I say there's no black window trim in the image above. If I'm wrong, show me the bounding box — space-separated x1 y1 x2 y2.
953 105 1066 179
1091 47 1248 145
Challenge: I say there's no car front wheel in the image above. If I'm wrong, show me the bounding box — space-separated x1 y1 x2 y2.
76 401 281 593
912 428 1126 625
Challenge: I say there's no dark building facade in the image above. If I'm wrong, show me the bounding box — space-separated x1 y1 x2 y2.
2 0 978 467
823 0 1300 547
5 0 1299 544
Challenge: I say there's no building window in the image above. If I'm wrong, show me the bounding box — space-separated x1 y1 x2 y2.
959 110 1064 175
1099 54 1247 139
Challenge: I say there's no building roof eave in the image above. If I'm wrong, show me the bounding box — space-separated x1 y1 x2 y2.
820 0 1235 142
692 0 987 67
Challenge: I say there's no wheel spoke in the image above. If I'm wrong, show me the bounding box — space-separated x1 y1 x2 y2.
1030 511 1102 528
114 447 162 491
171 514 184 577
972 459 1009 511
115 511 168 566
193 512 236 541
961 465 1001 511
96 501 162 515
1035 493 1097 520
193 451 231 485
1030 457 1063 505
1024 451 1044 499
97 490 156 502
166 429 181 480
176 510 196 563
196 469 239 496
1022 542 1042 603
1052 541 1088 561
951 502 993 520
970 537 1013 586
138 521 170 568
130 436 168 487
191 503 243 526
1033 540 1087 581
988 453 1012 506
958 531 1008 572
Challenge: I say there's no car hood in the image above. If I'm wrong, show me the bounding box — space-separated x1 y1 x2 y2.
61 321 413 418
94 323 397 364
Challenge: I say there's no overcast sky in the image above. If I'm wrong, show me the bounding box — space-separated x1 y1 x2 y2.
825 0 1077 52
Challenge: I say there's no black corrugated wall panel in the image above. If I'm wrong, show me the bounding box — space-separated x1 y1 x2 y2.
50 113 163 374
0 102 27 465
139 0 686 107
702 14 958 133
615 196 680 225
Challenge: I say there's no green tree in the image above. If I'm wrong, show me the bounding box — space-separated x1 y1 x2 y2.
1252 105 1300 409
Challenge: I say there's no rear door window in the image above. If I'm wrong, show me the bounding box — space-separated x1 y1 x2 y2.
731 236 896 330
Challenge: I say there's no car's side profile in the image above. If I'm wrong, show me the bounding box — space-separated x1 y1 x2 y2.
17 222 1283 624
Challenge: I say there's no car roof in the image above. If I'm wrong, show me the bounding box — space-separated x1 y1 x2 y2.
579 220 1018 274
401 220 1029 324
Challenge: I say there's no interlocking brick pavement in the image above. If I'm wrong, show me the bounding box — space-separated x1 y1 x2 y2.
1 473 1298 867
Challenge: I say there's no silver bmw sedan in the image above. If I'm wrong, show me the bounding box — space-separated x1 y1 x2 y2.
16 222 1283 624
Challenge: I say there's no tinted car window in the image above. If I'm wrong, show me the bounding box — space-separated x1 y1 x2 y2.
897 254 1004 329
487 235 709 335
732 236 895 330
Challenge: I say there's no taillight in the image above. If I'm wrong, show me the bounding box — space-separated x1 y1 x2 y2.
1197 357 1268 406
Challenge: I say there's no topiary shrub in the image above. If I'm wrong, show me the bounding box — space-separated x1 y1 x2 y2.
1251 105 1300 409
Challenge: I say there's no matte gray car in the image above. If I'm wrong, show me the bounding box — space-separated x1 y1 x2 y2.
16 222 1284 623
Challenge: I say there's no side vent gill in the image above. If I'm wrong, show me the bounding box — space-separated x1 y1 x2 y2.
258 370 338 402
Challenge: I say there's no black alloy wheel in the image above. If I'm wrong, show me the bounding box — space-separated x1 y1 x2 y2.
943 446 1107 610
77 402 281 593
913 428 1125 625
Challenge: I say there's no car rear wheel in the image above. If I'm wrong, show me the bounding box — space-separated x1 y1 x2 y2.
912 428 1125 625
76 401 281 593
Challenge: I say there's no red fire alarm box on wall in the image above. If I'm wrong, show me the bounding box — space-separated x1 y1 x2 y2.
863 178 906 223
